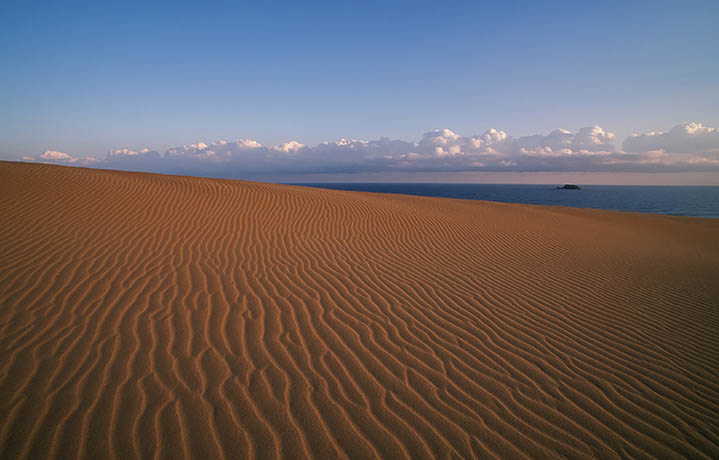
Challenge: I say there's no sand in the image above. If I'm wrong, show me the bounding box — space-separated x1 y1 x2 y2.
1 161 718 459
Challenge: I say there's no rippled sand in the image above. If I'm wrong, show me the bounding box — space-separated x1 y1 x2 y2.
1 161 718 459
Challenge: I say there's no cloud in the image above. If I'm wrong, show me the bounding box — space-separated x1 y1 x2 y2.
105 147 163 169
28 123 719 177
417 128 509 157
107 147 160 158
38 150 99 165
516 126 615 155
40 150 74 161
273 141 305 153
623 122 719 154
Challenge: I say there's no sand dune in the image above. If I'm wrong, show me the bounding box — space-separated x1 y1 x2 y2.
1 161 718 459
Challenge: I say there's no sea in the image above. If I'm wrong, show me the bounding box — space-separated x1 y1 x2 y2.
291 184 719 219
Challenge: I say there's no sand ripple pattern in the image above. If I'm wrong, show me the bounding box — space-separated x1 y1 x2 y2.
1 162 718 459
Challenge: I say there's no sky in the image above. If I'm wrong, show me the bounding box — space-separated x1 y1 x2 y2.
1 0 718 183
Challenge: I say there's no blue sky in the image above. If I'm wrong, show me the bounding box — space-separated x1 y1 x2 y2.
1 1 718 182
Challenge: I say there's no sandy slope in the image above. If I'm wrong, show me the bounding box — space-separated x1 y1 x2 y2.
1 161 718 460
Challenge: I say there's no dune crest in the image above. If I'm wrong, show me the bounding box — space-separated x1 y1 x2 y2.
1 161 718 459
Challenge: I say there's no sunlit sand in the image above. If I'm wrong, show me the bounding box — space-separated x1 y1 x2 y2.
1 161 717 459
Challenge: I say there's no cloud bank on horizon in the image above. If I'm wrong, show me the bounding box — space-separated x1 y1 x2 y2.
24 122 719 178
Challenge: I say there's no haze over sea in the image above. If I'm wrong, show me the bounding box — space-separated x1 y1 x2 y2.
295 183 719 219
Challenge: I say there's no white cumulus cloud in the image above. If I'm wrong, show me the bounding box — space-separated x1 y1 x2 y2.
515 126 615 155
623 122 719 154
38 150 99 165
26 123 719 177
40 150 73 160
272 141 305 153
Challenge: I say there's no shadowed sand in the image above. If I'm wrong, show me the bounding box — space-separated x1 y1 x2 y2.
1 161 718 459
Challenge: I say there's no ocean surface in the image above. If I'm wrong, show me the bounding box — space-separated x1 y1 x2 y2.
292 183 719 219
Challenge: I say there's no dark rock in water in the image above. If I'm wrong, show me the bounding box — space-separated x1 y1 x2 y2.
557 184 581 190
